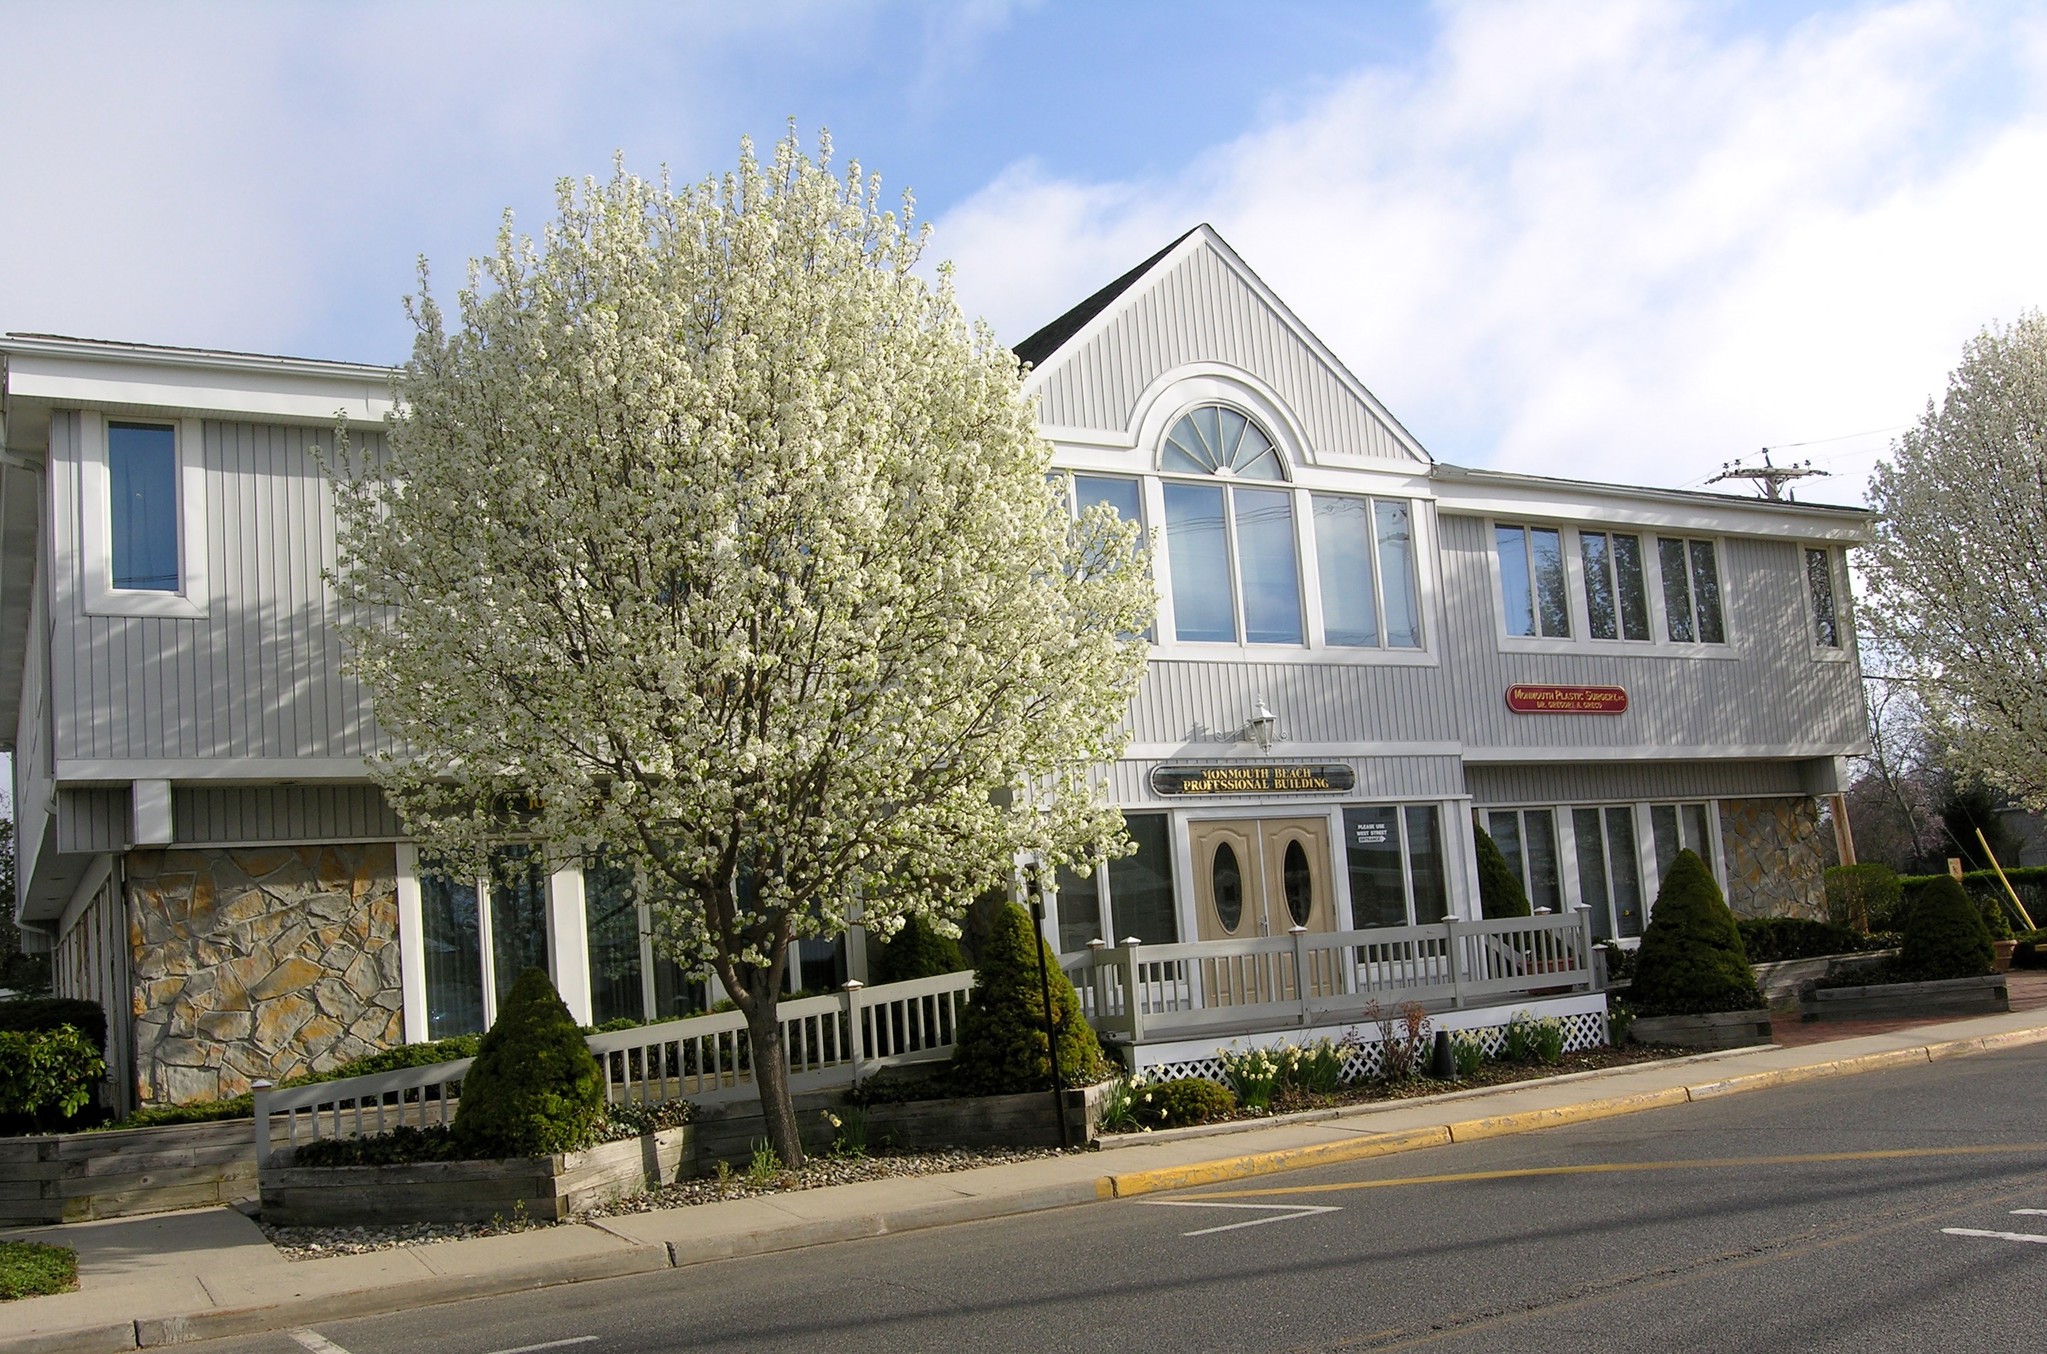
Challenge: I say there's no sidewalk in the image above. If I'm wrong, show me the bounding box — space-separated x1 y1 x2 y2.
6 994 2046 1354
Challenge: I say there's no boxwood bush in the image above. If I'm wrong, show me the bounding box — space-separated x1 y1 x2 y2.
452 968 606 1158
1127 1077 1235 1129
1475 829 1532 920
949 902 1108 1095
1898 876 1994 981
1629 850 1760 1016
1736 917 1880 964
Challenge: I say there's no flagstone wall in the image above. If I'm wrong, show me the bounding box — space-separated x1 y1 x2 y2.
1717 796 1827 921
126 844 404 1106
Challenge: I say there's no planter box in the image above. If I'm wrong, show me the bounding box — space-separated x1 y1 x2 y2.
1752 951 1896 1009
691 1081 1112 1167
1800 973 2010 1022
0 1117 270 1226
260 1126 694 1227
1629 1009 1773 1051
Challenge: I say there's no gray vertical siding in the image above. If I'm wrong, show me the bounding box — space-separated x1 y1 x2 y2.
1464 760 1816 806
173 785 403 845
1034 245 1422 466
49 414 396 764
55 789 129 853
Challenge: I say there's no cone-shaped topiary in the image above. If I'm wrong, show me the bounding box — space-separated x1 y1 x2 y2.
1475 828 1532 920
1899 876 1995 980
1630 850 1760 1016
453 967 606 1158
872 912 967 985
949 902 1106 1095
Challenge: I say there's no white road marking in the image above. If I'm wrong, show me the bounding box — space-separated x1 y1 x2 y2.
1943 1227 2047 1245
485 1339 601 1354
289 1332 353 1354
1140 1200 1343 1236
2011 1209 2047 1216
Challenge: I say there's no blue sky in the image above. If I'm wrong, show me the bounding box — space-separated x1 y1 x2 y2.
6 0 2046 501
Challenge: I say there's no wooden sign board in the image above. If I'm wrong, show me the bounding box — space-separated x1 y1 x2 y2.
1505 684 1628 715
1149 764 1357 796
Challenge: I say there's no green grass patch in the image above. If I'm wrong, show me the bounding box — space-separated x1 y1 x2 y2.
0 1240 78 1300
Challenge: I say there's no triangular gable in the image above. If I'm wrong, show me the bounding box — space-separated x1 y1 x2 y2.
1017 226 1430 467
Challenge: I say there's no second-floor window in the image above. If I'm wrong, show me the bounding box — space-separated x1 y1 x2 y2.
1496 525 1571 638
1580 530 1653 641
1658 537 1725 643
108 421 181 591
1806 547 1841 647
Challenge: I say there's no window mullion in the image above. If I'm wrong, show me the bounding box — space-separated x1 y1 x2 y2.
1223 484 1246 643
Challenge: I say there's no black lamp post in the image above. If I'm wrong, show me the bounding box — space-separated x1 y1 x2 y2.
1027 867 1071 1150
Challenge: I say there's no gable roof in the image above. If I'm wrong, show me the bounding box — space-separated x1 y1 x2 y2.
1013 225 1432 466
1011 228 1198 371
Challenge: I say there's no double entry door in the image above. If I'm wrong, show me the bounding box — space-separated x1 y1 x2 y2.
1188 817 1337 1004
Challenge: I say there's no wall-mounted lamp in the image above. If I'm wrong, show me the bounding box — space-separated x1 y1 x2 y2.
1243 698 1278 753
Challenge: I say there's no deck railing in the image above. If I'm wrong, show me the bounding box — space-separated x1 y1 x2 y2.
253 969 975 1165
1062 910 1597 1044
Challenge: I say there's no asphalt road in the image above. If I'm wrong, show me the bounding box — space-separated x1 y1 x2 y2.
203 1045 2047 1354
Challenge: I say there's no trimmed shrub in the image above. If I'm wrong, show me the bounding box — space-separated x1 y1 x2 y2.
0 1025 105 1132
2015 928 2047 969
0 998 107 1055
1897 876 1994 981
452 968 606 1158
871 912 966 985
1736 917 1872 964
1977 893 2017 942
1475 828 1532 920
1127 1077 1235 1129
1629 850 1760 1016
949 902 1107 1095
1824 863 1903 931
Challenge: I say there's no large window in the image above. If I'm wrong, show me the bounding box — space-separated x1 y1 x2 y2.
1483 808 1564 913
1164 481 1302 644
1572 807 1645 940
1658 537 1725 643
1344 804 1449 927
1580 530 1652 642
1806 547 1841 648
1313 496 1422 649
1055 812 1179 951
1496 525 1571 638
1650 802 1714 883
419 847 552 1039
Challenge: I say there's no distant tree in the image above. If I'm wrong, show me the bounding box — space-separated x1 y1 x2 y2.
330 131 1154 1166
1864 312 2047 813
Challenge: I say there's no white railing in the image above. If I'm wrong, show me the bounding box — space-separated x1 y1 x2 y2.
1064 911 1597 1044
253 969 975 1165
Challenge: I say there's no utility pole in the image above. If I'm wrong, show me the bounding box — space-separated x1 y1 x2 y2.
1705 448 1830 501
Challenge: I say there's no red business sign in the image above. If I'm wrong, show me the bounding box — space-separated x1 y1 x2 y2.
1506 684 1628 715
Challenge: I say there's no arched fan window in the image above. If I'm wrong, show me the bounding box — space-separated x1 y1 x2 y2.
1161 406 1286 481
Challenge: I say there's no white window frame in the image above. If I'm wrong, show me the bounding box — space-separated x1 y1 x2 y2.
78 410 210 619
1805 545 1850 659
1336 801 1453 929
395 843 567 1041
1485 517 1734 656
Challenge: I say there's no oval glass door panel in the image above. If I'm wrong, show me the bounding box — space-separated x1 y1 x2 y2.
1283 839 1313 926
1213 843 1244 933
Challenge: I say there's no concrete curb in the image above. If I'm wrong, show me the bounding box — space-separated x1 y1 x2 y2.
1095 1023 2047 1199
5 1019 2044 1354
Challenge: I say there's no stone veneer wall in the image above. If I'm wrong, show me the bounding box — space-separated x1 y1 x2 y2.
126 844 404 1106
1717 796 1827 920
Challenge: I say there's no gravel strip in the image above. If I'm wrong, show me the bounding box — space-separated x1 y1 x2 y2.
257 1145 1062 1260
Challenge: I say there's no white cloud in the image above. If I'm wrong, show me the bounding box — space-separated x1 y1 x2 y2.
937 0 2047 503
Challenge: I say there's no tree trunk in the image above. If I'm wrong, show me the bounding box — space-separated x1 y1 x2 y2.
740 979 806 1169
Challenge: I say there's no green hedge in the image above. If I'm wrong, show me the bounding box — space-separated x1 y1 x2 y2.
2015 928 2047 969
0 1026 105 1133
1898 866 2045 936
1823 864 1903 930
0 998 107 1055
1736 917 1887 964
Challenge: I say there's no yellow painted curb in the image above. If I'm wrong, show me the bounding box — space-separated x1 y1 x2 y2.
1101 1126 1452 1198
1926 1025 2047 1060
1444 1087 1691 1142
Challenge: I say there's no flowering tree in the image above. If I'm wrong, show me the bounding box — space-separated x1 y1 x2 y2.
1864 311 2047 813
330 132 1154 1165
